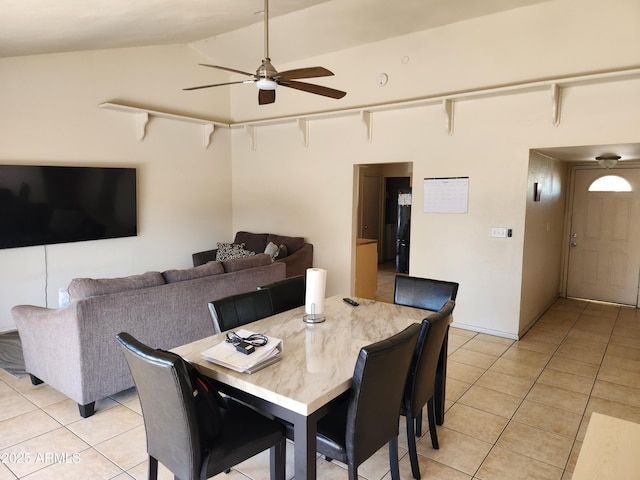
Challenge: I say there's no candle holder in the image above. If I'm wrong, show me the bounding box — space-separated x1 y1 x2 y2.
303 302 325 324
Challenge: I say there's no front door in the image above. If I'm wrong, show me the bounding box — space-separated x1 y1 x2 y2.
566 168 640 305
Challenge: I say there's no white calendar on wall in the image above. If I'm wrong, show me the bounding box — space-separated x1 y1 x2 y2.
423 177 469 214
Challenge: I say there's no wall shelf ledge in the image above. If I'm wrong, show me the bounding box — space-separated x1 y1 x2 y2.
100 67 640 148
98 102 230 148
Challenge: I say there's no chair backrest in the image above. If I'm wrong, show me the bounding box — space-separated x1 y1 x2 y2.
404 300 455 418
116 332 203 480
208 288 274 334
394 275 459 312
346 322 421 467
260 275 305 314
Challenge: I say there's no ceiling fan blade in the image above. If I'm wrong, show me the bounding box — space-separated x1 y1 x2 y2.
198 64 256 77
280 80 347 99
258 89 276 105
275 67 334 81
186 0 345 106
183 80 254 91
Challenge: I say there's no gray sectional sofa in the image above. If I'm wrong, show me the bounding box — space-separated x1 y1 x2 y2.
11 254 285 417
193 231 313 278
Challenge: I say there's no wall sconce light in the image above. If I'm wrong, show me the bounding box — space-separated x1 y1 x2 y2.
595 155 621 169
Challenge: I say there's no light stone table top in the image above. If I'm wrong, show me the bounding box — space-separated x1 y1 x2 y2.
173 295 430 416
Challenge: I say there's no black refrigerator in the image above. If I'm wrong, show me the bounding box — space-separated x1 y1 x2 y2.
396 188 411 274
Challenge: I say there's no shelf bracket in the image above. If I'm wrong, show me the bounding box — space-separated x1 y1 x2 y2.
551 83 562 127
298 118 310 147
361 111 373 142
444 99 455 136
135 112 149 142
245 125 257 150
99 102 230 147
202 124 214 149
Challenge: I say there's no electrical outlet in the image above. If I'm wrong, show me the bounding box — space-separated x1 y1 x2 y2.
491 227 508 238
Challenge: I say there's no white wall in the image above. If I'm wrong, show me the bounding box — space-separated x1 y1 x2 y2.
231 80 640 339
520 152 569 336
0 45 234 331
229 0 640 338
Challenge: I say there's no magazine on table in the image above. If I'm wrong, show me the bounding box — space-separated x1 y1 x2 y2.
201 329 283 374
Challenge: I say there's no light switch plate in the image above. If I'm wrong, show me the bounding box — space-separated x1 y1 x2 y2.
491 227 508 238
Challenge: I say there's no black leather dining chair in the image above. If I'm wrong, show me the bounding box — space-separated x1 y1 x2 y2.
403 300 455 480
208 288 274 334
305 323 421 480
116 332 286 480
394 275 459 312
260 275 305 314
394 274 459 431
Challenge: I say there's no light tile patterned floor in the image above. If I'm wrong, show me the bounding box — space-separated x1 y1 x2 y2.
1 273 639 479
374 261 398 304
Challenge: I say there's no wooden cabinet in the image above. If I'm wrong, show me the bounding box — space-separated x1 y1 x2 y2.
355 239 378 299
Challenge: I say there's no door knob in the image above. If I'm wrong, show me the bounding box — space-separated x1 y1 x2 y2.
570 242 577 247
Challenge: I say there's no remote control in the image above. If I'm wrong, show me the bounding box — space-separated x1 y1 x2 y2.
343 297 359 307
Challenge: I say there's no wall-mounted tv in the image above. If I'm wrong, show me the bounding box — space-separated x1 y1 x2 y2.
0 165 137 249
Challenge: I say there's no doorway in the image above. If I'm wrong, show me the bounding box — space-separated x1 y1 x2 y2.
355 163 413 266
566 167 640 306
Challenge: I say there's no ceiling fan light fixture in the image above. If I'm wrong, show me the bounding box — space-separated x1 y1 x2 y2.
184 0 345 104
595 155 621 169
256 78 278 90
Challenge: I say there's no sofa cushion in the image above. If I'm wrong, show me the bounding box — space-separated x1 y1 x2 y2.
277 244 289 259
163 261 225 284
234 231 269 254
68 271 166 301
222 253 272 273
267 234 305 254
215 242 256 261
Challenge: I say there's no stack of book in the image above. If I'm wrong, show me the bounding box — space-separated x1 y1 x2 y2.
201 329 283 374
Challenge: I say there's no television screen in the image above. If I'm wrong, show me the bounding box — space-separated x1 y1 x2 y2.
0 165 137 249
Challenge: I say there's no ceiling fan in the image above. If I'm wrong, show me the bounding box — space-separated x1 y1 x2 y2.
184 0 347 105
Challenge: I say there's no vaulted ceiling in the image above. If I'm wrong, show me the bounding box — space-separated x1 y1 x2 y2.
0 0 545 60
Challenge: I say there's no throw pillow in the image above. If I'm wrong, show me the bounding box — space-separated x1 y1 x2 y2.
264 241 279 260
215 242 256 261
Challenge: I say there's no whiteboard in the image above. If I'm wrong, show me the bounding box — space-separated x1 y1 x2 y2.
423 177 469 214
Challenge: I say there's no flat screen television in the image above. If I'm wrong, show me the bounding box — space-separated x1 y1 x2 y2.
0 165 137 249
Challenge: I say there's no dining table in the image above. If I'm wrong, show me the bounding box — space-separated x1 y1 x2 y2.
172 295 438 480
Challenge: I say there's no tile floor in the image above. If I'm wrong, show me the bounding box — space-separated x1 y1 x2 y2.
1 270 640 479
373 260 400 304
